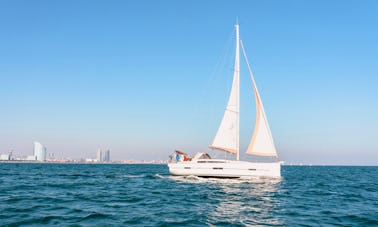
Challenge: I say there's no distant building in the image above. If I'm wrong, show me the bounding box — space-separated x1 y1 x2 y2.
26 155 37 161
34 141 47 161
0 150 12 161
0 154 10 161
96 148 102 162
85 158 96 163
104 150 110 162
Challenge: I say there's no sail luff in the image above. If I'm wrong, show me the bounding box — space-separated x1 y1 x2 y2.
249 91 261 153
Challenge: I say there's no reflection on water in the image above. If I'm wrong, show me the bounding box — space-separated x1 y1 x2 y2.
169 176 283 226
212 178 283 226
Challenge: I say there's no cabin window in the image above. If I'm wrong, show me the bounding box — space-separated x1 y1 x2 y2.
198 161 226 163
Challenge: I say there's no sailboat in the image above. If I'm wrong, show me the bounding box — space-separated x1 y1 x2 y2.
168 24 281 178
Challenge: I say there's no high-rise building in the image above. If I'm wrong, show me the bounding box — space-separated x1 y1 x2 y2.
0 150 12 161
34 141 46 161
104 150 110 162
96 148 102 162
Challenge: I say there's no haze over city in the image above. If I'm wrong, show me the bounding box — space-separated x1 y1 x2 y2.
1 1 377 165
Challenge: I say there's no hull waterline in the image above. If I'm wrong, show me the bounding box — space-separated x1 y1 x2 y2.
168 159 281 178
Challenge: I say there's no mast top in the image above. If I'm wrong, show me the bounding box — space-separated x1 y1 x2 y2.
235 23 240 43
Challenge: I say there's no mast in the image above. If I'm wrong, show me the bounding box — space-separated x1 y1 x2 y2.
235 24 240 161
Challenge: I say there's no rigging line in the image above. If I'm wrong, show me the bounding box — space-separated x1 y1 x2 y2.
240 39 279 158
200 29 234 103
189 30 234 159
194 29 234 126
204 29 236 160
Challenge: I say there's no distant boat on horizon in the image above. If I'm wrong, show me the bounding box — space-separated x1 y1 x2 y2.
168 23 281 178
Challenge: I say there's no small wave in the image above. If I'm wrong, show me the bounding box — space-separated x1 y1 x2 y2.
80 212 109 221
122 174 144 178
154 174 166 179
184 175 202 180
57 173 97 178
167 175 204 183
338 214 378 225
39 215 62 224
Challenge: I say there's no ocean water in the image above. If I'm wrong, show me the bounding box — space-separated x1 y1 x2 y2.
0 164 377 226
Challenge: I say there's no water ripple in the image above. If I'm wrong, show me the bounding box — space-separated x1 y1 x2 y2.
0 164 377 226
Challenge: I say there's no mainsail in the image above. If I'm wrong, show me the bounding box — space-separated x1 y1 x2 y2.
209 24 240 159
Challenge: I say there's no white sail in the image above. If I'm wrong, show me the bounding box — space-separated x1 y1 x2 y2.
209 24 240 157
240 40 277 157
246 88 278 157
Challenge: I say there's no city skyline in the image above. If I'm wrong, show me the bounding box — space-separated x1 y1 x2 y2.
0 143 167 163
1 1 378 164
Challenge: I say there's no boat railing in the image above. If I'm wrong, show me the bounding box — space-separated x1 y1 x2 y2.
197 160 227 163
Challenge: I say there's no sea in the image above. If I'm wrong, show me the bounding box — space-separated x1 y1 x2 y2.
0 164 377 226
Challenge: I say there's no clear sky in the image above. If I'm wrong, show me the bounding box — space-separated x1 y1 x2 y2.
1 0 377 164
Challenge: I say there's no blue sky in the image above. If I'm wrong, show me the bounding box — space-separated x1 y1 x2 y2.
0 0 377 164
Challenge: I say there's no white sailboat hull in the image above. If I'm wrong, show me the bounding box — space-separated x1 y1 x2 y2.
168 159 281 178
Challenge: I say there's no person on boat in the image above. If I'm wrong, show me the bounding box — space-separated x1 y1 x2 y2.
173 150 190 162
175 154 181 162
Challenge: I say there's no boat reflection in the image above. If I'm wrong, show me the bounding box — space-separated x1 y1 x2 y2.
208 178 283 226
167 175 283 225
